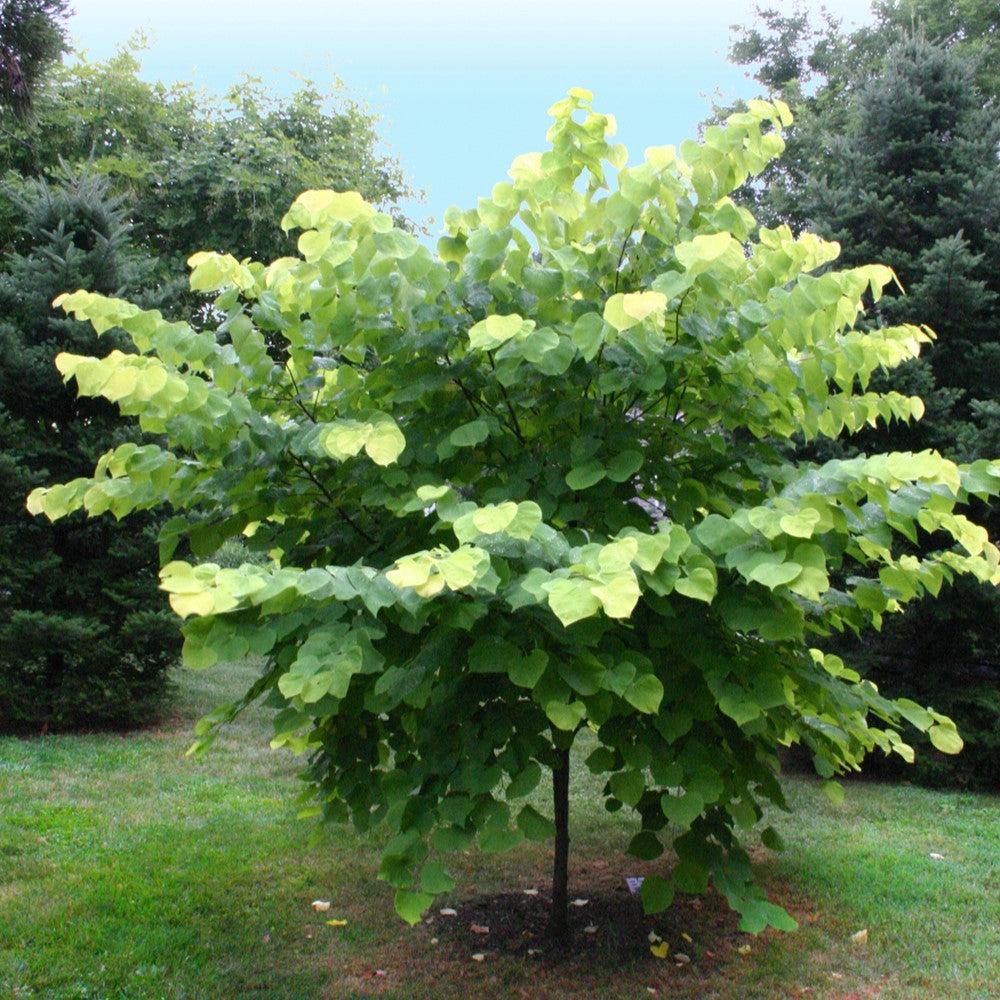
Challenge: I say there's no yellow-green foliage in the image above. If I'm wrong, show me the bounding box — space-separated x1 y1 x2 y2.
29 89 1000 931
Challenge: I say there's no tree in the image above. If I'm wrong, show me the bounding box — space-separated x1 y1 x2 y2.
726 1 1000 228
29 91 999 934
0 0 68 117
0 168 179 730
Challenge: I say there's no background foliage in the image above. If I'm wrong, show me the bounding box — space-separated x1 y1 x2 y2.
0 170 178 730
0 0 68 117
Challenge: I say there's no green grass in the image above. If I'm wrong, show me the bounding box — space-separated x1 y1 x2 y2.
2 662 998 1000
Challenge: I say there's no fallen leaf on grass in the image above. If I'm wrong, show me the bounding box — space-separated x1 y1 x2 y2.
674 953 691 964
311 900 331 911
650 942 670 959
470 923 490 935
737 944 751 955
325 919 348 927
850 928 868 946
681 932 693 944
440 908 457 917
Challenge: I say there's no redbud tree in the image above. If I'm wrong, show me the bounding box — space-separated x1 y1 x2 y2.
30 89 999 935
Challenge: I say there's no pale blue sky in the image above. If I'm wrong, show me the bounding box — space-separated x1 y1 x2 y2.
66 0 875 232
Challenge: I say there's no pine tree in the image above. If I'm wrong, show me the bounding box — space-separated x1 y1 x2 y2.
0 169 179 731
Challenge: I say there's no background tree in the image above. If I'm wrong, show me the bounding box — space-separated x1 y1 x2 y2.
726 5 1000 788
872 0 1000 98
30 92 998 935
0 42 414 271
0 169 179 730
0 0 68 117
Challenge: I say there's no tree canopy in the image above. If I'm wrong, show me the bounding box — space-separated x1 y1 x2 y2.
28 89 1000 931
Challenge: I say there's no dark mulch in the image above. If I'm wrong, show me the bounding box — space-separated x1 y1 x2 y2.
421 875 744 970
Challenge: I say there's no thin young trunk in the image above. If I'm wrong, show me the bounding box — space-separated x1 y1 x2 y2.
549 746 570 938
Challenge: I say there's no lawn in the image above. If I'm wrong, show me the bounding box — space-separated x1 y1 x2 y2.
2 661 997 1000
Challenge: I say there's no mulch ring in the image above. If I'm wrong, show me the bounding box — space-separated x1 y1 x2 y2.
420 872 746 971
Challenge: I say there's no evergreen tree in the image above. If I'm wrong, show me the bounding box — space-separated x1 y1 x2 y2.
0 169 179 731
872 0 1000 100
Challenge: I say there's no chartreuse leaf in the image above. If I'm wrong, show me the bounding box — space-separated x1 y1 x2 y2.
674 553 717 603
472 502 519 534
928 724 963 754
545 700 586 731
468 313 532 350
394 889 435 925
603 291 668 332
674 231 736 273
453 501 542 543
544 578 602 626
386 546 490 597
321 415 406 466
624 674 664 713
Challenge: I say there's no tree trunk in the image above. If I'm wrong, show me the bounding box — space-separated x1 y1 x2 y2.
548 746 570 938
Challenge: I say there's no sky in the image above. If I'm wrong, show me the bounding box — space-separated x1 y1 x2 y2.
66 0 877 233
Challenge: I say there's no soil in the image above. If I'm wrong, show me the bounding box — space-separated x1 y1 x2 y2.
420 871 743 970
